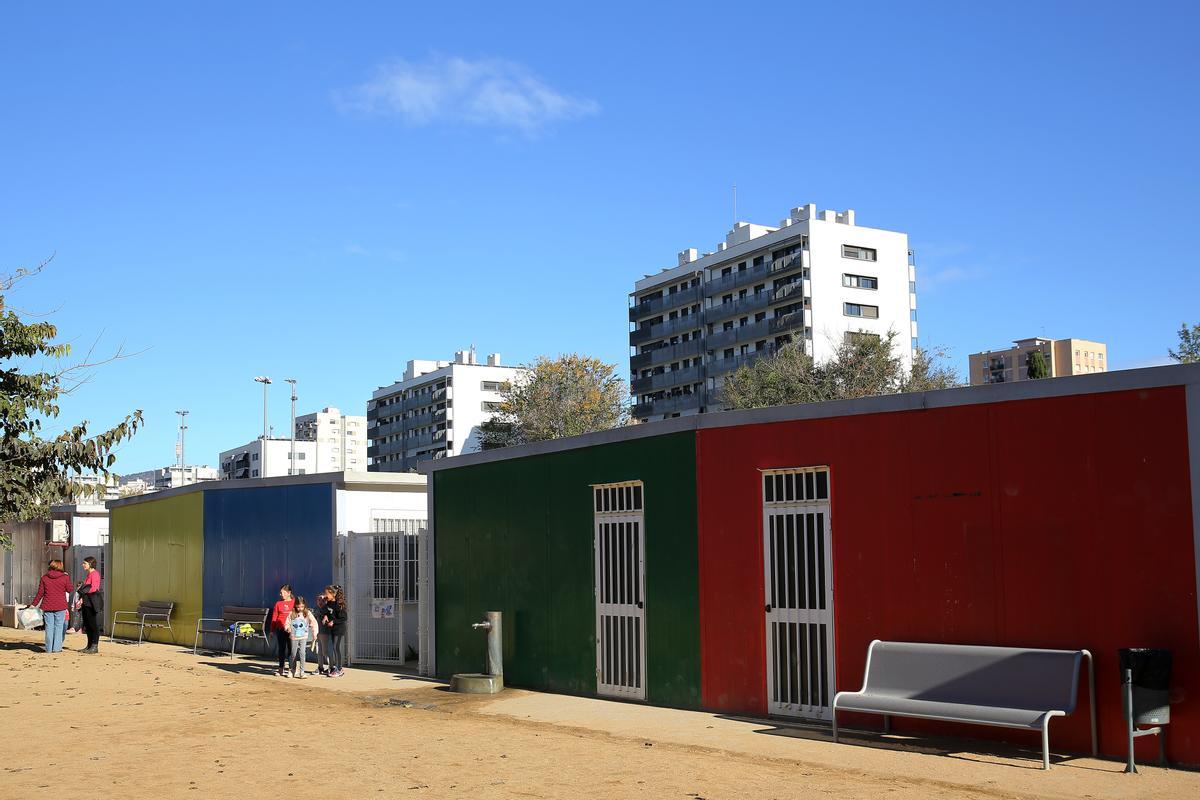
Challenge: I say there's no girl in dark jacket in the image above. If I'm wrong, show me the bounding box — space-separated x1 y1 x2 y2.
319 585 348 677
31 559 73 653
75 556 103 653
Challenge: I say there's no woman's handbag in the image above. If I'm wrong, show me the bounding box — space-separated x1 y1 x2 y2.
17 605 44 630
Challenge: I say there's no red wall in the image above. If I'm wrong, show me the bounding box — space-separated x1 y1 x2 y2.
696 386 1199 763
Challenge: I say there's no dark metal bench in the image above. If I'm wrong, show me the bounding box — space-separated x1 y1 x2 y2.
832 640 1097 770
110 600 175 645
193 605 271 657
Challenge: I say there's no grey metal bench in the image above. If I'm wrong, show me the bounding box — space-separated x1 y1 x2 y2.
110 600 175 645
193 605 271 658
832 640 1097 770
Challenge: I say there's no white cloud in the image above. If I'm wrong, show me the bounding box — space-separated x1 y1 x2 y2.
336 56 599 132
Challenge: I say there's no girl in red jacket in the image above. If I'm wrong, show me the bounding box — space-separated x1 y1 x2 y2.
270 584 295 677
31 559 73 653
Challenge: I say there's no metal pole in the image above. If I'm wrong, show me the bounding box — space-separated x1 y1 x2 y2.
175 410 188 474
254 376 272 476
471 611 503 678
285 379 297 476
1124 668 1137 774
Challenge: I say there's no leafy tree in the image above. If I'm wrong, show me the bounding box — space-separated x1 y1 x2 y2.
721 331 960 410
480 354 628 449
1169 323 1200 364
1026 350 1049 379
1 259 142 546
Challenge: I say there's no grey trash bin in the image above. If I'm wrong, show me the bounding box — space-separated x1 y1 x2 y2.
1119 648 1172 725
1118 647 1172 772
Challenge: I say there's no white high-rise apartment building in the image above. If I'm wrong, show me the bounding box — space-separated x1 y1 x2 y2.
120 465 220 494
295 407 369 471
630 203 917 421
368 349 527 472
219 406 366 480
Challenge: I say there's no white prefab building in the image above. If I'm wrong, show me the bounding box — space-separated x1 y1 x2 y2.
368 349 528 472
630 203 918 422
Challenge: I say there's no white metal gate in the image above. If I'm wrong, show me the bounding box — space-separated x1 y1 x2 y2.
593 482 647 700
763 467 835 719
347 531 405 665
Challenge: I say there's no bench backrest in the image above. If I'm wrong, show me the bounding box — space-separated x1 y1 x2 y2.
137 600 174 617
221 606 270 626
861 641 1082 713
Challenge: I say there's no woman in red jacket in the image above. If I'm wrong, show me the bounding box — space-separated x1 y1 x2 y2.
269 584 295 677
31 559 73 653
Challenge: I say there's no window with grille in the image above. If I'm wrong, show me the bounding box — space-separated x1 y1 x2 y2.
842 245 877 262
370 517 424 603
593 481 643 514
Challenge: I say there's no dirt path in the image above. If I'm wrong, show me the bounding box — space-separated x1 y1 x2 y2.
1 628 1193 799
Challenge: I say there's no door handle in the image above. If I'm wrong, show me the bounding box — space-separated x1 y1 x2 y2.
765 604 773 612
636 601 644 609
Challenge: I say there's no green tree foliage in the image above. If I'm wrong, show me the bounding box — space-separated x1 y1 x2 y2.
1169 323 1200 364
721 331 961 410
1026 350 1049 379
480 353 628 449
1 260 142 545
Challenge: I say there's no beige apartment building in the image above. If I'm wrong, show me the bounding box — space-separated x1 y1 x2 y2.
968 337 1107 385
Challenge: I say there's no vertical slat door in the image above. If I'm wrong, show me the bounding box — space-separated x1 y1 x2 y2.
593 482 647 700
762 468 835 719
347 531 405 665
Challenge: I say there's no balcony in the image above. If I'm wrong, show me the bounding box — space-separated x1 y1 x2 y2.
707 346 780 377
367 405 381 422
703 261 771 296
404 429 448 450
630 339 703 371
769 310 807 334
629 286 700 321
633 393 701 419
772 279 807 304
629 314 703 347
706 319 771 351
631 365 701 394
706 291 771 323
374 419 404 439
769 252 805 275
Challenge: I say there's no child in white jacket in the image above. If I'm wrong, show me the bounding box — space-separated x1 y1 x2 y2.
287 597 320 678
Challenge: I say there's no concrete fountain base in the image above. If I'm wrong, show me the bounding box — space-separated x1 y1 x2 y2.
451 673 504 694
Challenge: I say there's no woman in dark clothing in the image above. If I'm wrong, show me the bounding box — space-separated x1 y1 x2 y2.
269 584 295 677
31 559 73 653
319 585 348 677
76 556 103 653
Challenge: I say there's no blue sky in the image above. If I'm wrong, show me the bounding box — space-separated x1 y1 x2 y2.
2 2 1197 473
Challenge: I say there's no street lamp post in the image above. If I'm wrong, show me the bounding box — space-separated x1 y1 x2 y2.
285 378 297 476
254 376 272 476
175 410 189 484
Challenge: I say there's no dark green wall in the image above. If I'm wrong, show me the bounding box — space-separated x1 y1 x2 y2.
434 431 700 708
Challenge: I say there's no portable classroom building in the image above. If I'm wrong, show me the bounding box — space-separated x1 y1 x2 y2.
421 364 1200 765
106 471 426 664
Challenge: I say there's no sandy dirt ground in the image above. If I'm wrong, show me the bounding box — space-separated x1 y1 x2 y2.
1 627 1195 799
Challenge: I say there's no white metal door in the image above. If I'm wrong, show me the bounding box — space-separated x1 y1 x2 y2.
347 531 405 665
763 467 835 719
593 482 647 700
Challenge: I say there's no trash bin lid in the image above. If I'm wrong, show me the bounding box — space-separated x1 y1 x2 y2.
1118 648 1172 689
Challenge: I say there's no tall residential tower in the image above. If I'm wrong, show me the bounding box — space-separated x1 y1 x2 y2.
629 204 917 421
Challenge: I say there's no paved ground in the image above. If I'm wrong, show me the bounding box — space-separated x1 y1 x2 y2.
1 627 1195 799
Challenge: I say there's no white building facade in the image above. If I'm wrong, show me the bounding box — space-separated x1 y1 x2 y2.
219 438 318 480
368 350 527 472
294 407 369 472
630 204 917 421
121 465 220 494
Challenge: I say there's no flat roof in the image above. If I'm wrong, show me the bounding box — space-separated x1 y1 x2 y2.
420 363 1200 473
106 470 426 510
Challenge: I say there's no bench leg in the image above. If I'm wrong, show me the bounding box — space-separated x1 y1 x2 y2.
230 636 237 659
193 627 200 656
1042 720 1051 770
137 621 145 646
831 707 839 743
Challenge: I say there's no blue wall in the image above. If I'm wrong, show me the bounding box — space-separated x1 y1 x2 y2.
202 483 335 621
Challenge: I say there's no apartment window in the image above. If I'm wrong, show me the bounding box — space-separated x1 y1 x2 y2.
252 453 259 461
842 245 878 261
843 302 879 319
842 273 878 290
481 381 510 392
722 266 733 277
251 469 259 477
482 401 502 412
845 331 882 346
724 348 735 359
723 321 734 331
722 294 733 304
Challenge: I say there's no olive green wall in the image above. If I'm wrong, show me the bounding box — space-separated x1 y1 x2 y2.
434 432 700 708
109 492 204 644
